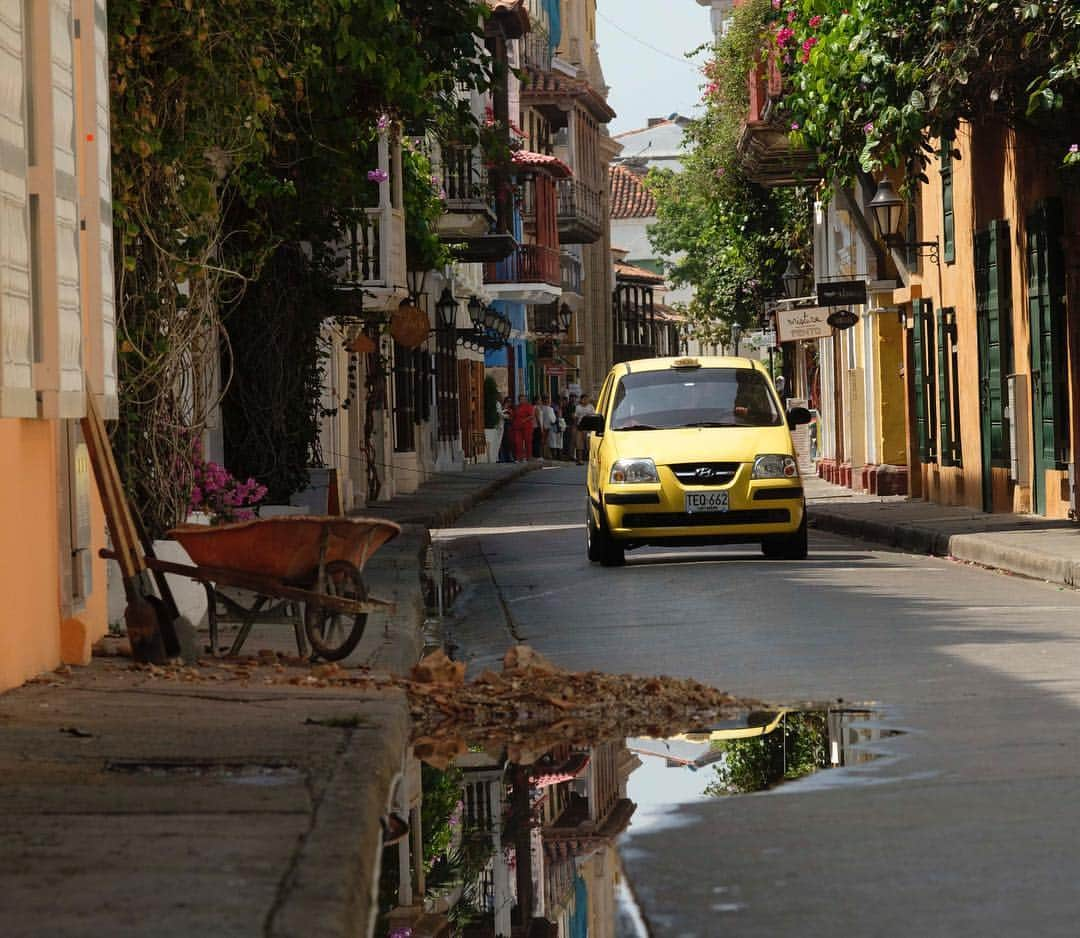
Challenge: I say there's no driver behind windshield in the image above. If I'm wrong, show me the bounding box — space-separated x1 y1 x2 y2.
610 368 781 430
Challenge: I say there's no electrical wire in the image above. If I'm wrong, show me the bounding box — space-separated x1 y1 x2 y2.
596 9 703 73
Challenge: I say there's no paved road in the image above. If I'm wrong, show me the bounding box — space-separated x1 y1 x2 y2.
437 464 1080 937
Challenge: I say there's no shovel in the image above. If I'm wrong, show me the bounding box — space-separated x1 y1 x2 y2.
80 393 170 664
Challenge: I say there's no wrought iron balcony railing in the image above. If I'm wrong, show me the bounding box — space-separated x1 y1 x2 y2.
484 243 561 287
556 178 604 244
560 252 582 295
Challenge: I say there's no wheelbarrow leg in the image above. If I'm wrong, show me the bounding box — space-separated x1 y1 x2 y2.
228 597 267 657
203 581 221 656
290 603 310 658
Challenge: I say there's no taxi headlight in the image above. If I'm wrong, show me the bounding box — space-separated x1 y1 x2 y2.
610 458 659 484
752 454 798 479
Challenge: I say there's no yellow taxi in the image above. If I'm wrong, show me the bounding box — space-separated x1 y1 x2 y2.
580 356 812 566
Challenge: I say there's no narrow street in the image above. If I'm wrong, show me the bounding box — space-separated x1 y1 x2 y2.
439 465 1080 936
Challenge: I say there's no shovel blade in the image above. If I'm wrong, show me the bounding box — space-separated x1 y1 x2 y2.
124 595 168 664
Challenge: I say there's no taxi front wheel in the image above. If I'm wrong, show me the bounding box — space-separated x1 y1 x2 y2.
586 502 625 567
761 511 808 560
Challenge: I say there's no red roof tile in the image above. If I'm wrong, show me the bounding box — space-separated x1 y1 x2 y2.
614 258 665 284
521 67 617 123
610 165 657 219
512 149 573 179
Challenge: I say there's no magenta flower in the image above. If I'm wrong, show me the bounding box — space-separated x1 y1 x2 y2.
791 121 800 130
367 169 389 184
776 26 795 45
1071 144 1079 154
772 0 781 8
863 121 874 134
787 10 797 22
809 14 822 26
376 115 390 130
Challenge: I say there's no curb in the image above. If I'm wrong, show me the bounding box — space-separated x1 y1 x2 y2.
809 506 1080 589
277 462 538 937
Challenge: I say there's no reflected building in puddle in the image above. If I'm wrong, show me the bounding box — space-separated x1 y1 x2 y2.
384 739 638 937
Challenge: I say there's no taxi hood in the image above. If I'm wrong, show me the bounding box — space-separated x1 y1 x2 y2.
605 424 796 465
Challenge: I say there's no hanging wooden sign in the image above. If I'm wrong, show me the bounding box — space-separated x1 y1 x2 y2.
826 309 860 330
389 304 431 349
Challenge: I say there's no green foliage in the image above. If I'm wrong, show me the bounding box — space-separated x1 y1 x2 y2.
704 712 828 795
403 145 452 272
646 0 811 348
109 0 493 530
484 375 502 428
771 0 1080 186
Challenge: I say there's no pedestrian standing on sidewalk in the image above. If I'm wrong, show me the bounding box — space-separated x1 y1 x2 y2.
574 394 595 464
538 395 556 461
498 395 514 463
563 394 577 460
512 394 534 462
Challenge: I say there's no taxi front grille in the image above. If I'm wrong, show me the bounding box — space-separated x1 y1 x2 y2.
622 509 790 528
669 462 740 486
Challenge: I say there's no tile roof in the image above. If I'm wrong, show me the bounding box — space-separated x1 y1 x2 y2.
609 165 656 219
512 149 573 179
614 259 665 284
521 67 617 123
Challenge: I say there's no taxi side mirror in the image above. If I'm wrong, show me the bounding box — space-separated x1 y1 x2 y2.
578 414 605 436
786 406 812 428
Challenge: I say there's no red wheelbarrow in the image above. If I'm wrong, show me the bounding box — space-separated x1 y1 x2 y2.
135 515 402 661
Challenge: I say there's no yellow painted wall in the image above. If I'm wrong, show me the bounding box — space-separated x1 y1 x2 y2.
875 313 908 466
0 419 108 691
904 118 1074 516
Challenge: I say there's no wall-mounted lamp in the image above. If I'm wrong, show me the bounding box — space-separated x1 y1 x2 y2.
868 178 940 266
435 288 510 349
782 258 813 300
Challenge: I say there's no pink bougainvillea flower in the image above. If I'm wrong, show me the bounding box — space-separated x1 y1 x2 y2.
791 121 800 131
802 37 818 50
367 169 389 183
809 14 822 26
1071 144 1079 153
772 0 781 8
864 122 874 134
776 26 794 45
376 114 390 130
787 10 797 22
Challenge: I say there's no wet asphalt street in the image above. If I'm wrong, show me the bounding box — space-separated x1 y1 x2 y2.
436 464 1080 937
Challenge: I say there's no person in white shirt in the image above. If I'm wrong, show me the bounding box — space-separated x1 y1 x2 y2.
537 396 556 460
573 394 595 465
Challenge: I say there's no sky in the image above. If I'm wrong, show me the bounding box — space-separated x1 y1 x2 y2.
595 0 711 136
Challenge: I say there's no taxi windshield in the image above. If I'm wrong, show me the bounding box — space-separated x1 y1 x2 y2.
609 368 783 430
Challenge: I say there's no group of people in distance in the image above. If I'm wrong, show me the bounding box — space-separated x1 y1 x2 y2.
497 392 596 465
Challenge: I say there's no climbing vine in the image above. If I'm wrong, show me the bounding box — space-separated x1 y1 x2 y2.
109 0 492 534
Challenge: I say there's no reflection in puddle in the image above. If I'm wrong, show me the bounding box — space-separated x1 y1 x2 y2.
378 706 901 937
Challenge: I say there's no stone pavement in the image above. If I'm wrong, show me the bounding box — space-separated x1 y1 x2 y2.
806 474 1080 588
0 460 536 938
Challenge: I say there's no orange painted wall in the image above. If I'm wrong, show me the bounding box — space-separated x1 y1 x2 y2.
0 419 108 691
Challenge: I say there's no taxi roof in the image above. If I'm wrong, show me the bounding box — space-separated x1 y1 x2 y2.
613 355 767 374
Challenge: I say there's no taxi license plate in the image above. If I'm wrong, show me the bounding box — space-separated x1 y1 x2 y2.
685 491 729 514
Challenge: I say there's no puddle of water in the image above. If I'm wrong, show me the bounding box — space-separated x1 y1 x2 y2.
376 705 903 937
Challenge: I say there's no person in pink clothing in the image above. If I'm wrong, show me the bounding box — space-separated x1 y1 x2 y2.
511 395 534 462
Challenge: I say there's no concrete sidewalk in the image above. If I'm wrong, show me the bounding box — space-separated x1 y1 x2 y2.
0 460 536 938
806 475 1080 588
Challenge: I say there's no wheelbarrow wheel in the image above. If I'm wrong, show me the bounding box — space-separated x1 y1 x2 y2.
304 560 368 662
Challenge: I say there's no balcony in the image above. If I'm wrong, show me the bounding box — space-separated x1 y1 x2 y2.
331 206 407 311
437 143 497 240
330 130 408 311
560 252 582 296
737 53 821 187
557 178 604 244
484 243 562 304
523 28 552 72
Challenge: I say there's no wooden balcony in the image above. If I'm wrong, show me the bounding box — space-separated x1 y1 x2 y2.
737 53 821 187
437 143 497 240
331 131 407 311
484 243 562 304
557 178 604 244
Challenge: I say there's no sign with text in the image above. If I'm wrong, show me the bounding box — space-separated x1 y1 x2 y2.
816 279 867 307
826 309 860 330
776 306 833 343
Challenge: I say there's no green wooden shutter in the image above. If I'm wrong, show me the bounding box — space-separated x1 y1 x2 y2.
912 303 929 462
940 142 956 264
937 307 953 466
1028 200 1069 468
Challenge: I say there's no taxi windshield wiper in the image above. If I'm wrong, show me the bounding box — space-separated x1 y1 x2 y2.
613 423 660 431
679 421 737 428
